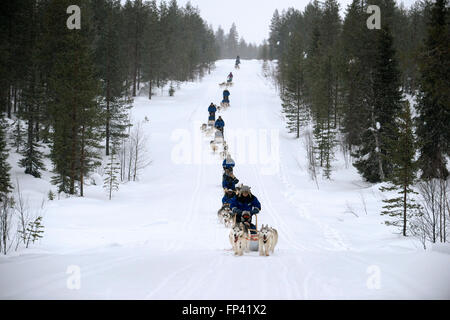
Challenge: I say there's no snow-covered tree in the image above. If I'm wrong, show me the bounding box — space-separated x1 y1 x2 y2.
103 143 120 200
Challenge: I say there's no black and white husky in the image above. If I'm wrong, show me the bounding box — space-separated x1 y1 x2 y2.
229 223 247 256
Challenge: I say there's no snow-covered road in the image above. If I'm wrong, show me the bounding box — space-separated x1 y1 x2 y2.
1 60 449 299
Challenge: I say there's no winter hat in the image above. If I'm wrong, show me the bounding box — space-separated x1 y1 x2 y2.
240 185 251 194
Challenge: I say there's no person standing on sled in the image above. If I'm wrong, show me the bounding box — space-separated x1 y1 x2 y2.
227 72 233 83
208 102 217 120
235 56 240 66
222 168 239 191
222 154 235 172
230 185 261 234
222 89 230 105
215 116 225 135
219 188 236 212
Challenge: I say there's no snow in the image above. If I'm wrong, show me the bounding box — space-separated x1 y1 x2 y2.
1 59 449 299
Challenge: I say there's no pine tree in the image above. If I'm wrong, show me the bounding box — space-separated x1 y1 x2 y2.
353 26 402 183
141 0 164 100
226 23 239 58
10 119 25 153
0 117 12 196
380 101 420 236
93 0 133 156
19 59 46 178
415 0 450 179
281 29 310 139
44 0 101 195
103 143 120 200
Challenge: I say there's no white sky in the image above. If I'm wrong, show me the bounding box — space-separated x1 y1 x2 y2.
175 0 418 45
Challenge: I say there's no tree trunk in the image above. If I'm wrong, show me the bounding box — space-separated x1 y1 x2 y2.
148 80 152 100
80 125 85 197
403 179 407 237
105 82 110 156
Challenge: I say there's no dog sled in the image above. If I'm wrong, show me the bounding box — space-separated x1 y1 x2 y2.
214 130 224 144
233 212 259 251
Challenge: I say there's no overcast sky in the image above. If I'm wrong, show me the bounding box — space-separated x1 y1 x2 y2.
175 0 417 45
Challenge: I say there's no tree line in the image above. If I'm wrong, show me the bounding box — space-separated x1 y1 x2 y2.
215 23 262 59
264 0 449 240
0 0 218 199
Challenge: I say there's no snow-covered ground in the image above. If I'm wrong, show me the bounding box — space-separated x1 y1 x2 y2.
1 60 449 299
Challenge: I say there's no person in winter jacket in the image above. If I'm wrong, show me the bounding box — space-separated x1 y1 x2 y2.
215 116 225 133
227 72 233 83
222 154 235 171
222 188 236 206
230 185 261 233
222 169 239 191
222 89 230 103
208 102 217 116
235 56 240 65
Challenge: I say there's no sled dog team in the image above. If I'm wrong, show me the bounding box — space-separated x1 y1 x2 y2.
201 61 278 256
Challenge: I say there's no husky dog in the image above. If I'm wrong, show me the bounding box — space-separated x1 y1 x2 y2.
258 224 278 256
210 141 218 153
200 123 207 132
220 102 230 108
220 142 228 159
217 205 230 224
229 223 247 256
269 227 278 253
220 150 228 159
223 210 233 228
219 82 227 88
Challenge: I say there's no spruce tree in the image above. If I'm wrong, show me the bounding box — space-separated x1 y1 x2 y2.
44 0 101 195
415 0 450 179
380 101 420 236
19 59 46 178
103 142 120 200
354 26 402 183
281 29 309 138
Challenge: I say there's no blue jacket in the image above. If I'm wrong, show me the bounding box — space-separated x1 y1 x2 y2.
223 90 230 97
222 158 235 169
230 194 261 214
208 105 216 113
222 174 239 190
222 193 235 205
215 119 224 128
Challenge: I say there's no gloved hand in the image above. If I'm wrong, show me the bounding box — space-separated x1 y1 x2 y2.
232 208 242 215
251 208 260 215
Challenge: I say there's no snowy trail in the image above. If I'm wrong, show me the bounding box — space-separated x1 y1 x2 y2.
1 60 449 299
